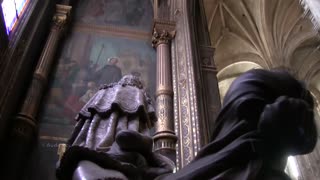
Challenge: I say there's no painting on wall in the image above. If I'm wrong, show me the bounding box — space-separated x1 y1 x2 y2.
27 1 155 179
39 31 156 127
75 0 153 30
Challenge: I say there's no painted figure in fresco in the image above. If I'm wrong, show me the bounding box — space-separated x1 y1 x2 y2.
56 75 174 180
48 58 80 107
77 0 151 28
79 81 98 104
158 69 317 180
41 58 81 124
80 0 105 23
125 0 146 26
62 66 91 119
104 0 125 24
94 57 122 86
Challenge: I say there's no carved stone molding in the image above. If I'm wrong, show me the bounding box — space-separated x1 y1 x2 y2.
170 0 204 168
152 20 176 47
198 45 221 141
168 0 223 169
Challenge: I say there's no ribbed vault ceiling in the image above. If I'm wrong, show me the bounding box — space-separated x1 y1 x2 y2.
204 0 320 97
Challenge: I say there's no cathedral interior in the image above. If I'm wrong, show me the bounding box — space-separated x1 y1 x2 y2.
0 0 319 179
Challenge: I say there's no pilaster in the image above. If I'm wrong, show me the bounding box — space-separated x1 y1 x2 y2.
196 0 221 142
170 0 203 168
169 0 221 169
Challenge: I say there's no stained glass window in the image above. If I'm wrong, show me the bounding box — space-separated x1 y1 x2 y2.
1 0 29 35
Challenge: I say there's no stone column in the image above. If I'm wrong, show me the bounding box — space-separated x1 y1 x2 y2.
152 21 177 161
197 45 221 144
13 4 71 142
6 5 71 179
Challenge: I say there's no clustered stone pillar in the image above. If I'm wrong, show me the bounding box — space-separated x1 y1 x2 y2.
6 4 71 178
199 45 221 142
152 21 177 161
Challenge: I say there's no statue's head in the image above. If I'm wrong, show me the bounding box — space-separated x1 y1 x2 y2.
223 69 313 108
221 69 317 156
118 74 144 89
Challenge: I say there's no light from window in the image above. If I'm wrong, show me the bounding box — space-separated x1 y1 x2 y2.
1 0 29 35
15 0 27 15
287 156 300 179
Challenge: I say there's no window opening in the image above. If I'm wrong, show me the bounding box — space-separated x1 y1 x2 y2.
1 0 29 35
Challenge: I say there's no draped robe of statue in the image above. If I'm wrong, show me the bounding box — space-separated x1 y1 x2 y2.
159 69 317 180
56 75 173 180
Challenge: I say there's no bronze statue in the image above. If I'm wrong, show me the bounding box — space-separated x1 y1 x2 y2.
56 75 174 180
158 69 317 180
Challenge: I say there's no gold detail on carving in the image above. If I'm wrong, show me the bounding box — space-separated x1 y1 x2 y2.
171 1 207 167
58 143 67 160
52 4 72 29
153 19 177 155
152 20 176 47
156 95 173 131
154 93 177 152
155 89 174 97
152 29 176 47
153 133 177 151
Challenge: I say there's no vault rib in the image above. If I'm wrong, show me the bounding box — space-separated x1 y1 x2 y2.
222 2 260 52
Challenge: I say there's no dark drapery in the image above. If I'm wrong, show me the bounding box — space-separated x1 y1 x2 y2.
160 69 317 180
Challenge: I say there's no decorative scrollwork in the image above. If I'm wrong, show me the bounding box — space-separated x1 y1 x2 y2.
152 28 176 47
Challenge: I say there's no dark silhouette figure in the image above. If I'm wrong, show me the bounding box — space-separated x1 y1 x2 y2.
94 57 122 86
159 69 317 180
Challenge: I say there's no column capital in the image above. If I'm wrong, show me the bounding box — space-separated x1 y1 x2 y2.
52 4 72 29
152 20 176 47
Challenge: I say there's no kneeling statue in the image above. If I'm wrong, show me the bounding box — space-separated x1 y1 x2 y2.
56 75 174 180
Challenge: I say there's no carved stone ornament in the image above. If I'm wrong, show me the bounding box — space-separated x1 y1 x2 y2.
151 20 176 48
152 29 176 47
52 4 71 29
